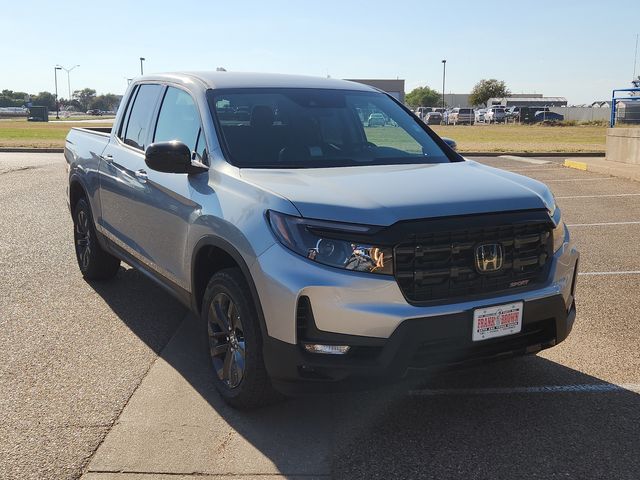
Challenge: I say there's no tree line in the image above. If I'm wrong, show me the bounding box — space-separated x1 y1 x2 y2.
405 79 510 108
0 88 122 112
3 78 510 112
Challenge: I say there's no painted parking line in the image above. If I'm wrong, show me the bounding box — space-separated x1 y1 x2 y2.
579 271 640 276
409 383 640 396
568 221 640 227
498 155 551 165
545 177 614 182
505 167 566 173
557 193 640 199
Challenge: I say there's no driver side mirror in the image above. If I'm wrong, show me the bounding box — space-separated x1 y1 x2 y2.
145 141 208 174
441 137 457 151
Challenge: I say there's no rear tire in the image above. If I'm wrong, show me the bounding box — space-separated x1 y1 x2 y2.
73 198 120 280
202 268 280 409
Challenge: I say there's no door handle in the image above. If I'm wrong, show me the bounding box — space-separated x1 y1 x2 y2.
134 169 148 182
100 154 113 163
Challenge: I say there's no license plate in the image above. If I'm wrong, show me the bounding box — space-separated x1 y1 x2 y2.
472 302 523 341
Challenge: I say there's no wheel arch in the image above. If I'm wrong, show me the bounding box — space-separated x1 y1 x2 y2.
191 236 269 338
69 175 88 212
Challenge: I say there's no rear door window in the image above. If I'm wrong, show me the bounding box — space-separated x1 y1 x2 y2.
117 85 138 141
122 84 163 150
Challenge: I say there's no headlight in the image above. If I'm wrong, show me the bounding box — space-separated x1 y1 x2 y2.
552 205 566 252
553 221 566 252
267 210 393 275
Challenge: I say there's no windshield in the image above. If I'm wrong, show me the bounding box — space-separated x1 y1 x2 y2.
208 88 451 168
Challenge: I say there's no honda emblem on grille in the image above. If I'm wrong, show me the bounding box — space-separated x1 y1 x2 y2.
475 243 504 273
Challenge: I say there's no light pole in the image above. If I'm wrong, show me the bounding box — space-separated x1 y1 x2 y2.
54 66 62 119
140 57 145 75
441 59 447 111
57 64 80 100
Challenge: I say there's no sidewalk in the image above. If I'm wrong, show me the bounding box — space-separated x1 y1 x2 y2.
81 315 337 478
564 157 640 182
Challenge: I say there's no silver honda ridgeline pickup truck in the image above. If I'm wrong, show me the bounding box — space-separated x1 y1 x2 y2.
65 72 579 408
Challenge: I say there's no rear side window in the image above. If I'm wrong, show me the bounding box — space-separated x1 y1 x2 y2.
122 84 162 150
154 87 203 154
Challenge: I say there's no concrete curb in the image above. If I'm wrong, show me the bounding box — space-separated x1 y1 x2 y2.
563 157 640 182
460 152 605 158
564 160 588 171
0 147 64 153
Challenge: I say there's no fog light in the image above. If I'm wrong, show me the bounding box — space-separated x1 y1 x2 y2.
304 344 350 355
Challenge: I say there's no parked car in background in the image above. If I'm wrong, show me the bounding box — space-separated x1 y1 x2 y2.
447 108 474 125
424 111 443 125
367 112 386 126
534 111 564 122
415 106 430 120
485 107 506 124
505 106 520 122
474 109 487 123
86 109 103 116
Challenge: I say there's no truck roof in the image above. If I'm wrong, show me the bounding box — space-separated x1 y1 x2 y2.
133 71 377 92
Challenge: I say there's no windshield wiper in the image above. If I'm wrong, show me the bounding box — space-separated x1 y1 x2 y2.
242 159 360 169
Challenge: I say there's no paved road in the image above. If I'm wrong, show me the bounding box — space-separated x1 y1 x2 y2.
0 154 186 479
2 153 639 479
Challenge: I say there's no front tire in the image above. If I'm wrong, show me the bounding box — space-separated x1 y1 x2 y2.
73 198 120 280
202 268 279 409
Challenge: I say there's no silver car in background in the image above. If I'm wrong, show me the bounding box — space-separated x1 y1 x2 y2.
485 106 507 123
475 108 487 123
447 108 474 125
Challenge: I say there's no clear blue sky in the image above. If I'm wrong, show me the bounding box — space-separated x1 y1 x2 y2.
1 0 638 104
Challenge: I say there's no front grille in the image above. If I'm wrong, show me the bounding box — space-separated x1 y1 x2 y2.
394 220 552 304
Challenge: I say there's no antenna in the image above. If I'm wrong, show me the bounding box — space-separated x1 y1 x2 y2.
634 33 639 80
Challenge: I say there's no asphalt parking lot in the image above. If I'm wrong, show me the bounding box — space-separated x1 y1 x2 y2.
2 152 640 479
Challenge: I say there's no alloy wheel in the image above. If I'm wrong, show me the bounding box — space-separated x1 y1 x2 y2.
208 292 246 388
75 209 92 270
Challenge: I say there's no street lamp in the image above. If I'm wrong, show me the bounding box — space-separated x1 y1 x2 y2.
54 66 62 119
140 57 145 75
441 59 447 111
57 64 80 100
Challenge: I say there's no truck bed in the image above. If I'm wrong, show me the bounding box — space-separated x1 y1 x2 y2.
65 127 113 164
72 126 112 136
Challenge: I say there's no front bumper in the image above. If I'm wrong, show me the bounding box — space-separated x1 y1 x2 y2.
250 239 579 394
265 294 576 395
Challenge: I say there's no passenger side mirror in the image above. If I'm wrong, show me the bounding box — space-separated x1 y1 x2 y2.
145 141 208 174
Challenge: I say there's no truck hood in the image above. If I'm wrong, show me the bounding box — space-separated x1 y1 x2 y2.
240 160 555 225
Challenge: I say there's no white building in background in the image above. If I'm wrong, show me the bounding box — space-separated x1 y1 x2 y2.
487 96 568 107
440 93 552 108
